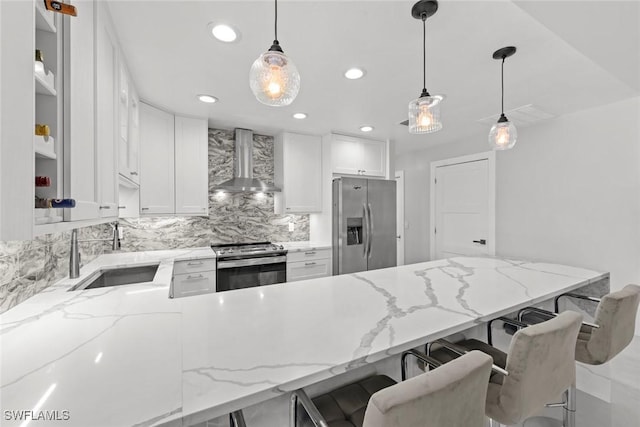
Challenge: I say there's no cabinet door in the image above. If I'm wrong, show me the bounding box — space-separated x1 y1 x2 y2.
173 271 215 298
0 0 35 239
174 116 208 215
331 134 362 175
64 0 100 221
281 133 322 213
128 86 140 184
117 62 130 178
139 103 175 214
95 3 118 218
287 259 331 282
359 139 386 177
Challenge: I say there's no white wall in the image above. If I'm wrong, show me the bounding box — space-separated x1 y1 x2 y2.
397 96 640 318
396 138 484 264
397 97 640 402
496 97 640 293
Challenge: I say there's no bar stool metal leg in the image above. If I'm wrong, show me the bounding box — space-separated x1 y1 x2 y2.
229 410 247 427
290 389 329 427
563 385 576 427
523 385 576 427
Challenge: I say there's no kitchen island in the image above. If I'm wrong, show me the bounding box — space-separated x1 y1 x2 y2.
0 253 608 427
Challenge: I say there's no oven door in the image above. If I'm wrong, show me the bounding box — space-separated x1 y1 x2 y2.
216 255 286 292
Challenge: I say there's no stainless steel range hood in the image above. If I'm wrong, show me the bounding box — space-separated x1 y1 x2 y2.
213 128 281 192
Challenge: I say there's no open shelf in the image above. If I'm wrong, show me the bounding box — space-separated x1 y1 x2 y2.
35 71 57 96
34 135 57 159
34 210 63 225
35 2 57 33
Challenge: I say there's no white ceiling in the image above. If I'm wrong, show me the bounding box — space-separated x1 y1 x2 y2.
107 0 640 155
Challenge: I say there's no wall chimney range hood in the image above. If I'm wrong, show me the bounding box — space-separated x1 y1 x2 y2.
214 128 281 193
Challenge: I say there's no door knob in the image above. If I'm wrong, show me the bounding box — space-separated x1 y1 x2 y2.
473 239 487 245
396 235 401 239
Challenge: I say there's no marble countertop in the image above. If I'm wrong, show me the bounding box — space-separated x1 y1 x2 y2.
0 253 608 427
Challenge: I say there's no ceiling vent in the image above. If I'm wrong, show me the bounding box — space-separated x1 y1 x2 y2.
477 104 555 127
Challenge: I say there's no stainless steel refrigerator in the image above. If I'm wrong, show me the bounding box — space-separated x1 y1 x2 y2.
332 177 397 275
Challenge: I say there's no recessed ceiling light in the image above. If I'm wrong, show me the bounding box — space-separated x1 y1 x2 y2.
198 94 218 104
293 113 307 119
360 125 374 132
208 23 239 43
344 68 366 80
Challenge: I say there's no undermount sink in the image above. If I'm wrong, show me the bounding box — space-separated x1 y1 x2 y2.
69 264 159 291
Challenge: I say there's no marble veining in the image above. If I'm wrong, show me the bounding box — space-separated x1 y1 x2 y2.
178 256 607 425
0 223 113 314
0 253 609 427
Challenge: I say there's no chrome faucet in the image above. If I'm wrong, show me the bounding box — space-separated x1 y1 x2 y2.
70 228 81 279
111 222 121 250
69 223 122 279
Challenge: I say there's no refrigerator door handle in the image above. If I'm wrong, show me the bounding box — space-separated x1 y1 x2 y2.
367 203 374 258
362 204 369 258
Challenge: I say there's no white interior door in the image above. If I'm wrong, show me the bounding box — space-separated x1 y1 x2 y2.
395 170 405 266
432 154 495 260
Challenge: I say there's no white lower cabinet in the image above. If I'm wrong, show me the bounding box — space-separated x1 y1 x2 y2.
139 102 208 216
172 258 216 298
287 248 332 282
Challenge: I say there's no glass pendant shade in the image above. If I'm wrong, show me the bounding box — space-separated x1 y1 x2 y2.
249 50 300 107
408 95 443 134
489 119 517 150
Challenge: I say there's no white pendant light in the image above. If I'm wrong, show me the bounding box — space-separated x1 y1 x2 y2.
489 46 517 150
408 0 444 134
249 0 300 107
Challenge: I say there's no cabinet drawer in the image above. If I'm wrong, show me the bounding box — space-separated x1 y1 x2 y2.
173 258 216 275
287 248 331 263
287 259 331 282
173 271 215 297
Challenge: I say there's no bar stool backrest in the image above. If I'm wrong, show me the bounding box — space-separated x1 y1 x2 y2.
487 311 582 425
363 350 493 427
586 284 640 364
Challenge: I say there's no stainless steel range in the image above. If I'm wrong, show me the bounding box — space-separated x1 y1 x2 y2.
211 242 287 292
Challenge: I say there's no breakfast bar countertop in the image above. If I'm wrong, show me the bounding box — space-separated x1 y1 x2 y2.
0 254 608 427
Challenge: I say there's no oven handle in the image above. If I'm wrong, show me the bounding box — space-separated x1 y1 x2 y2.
217 256 287 269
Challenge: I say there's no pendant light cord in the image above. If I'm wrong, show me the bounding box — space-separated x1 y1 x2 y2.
422 13 427 92
274 0 278 42
501 57 505 114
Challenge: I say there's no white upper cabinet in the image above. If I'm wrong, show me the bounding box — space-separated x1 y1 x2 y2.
95 1 118 218
139 103 208 216
139 103 175 215
175 116 208 215
274 132 322 213
64 0 100 221
0 0 134 238
0 0 36 240
128 87 140 184
330 134 386 177
117 62 140 185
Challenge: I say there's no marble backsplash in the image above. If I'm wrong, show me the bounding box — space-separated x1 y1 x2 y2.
0 224 114 313
0 128 309 313
118 128 309 251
